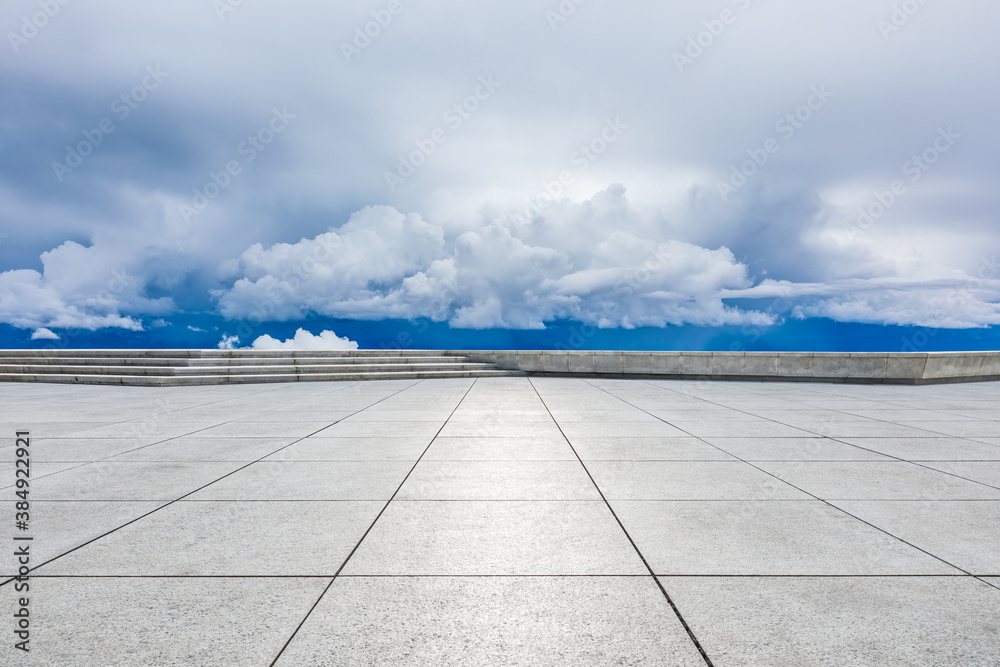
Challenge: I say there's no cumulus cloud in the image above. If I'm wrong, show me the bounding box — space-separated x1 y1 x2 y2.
0 265 145 331
216 205 445 321
217 334 240 350
723 272 1000 329
250 328 359 350
211 186 1000 331
0 192 197 333
30 327 59 340
4 1 999 341
215 188 776 329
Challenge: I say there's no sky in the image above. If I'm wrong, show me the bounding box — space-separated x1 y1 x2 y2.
1 0 998 351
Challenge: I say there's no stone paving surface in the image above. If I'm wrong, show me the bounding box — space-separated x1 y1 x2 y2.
2 377 1000 666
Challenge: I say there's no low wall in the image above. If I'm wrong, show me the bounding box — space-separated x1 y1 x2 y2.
448 351 1000 384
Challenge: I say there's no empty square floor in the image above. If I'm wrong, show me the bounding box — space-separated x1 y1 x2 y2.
2 377 999 666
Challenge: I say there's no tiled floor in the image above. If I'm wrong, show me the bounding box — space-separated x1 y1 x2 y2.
2 377 1000 665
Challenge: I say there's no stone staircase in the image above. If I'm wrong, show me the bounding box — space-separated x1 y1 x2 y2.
0 350 522 386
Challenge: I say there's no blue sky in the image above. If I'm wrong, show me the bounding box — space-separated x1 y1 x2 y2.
1 1 998 351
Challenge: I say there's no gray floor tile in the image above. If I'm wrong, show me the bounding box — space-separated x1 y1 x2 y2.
342 501 647 575
569 437 734 461
276 577 705 666
448 409 554 422
831 437 1000 461
397 460 600 500
587 461 810 500
30 461 240 500
558 421 689 439
110 436 294 462
0 577 327 666
0 422 115 437
437 421 563 438
613 500 957 575
319 421 444 438
831 500 1000 575
196 421 332 438
341 410 453 422
548 410 661 422
422 436 575 460
238 409 356 422
189 461 412 500
802 422 947 438
0 500 164 571
756 461 1000 500
908 421 1000 438
64 422 211 439
703 437 888 461
264 436 432 461
40 501 383 575
668 421 815 438
646 409 769 421
0 437 168 462
660 576 1000 667
920 462 1000 488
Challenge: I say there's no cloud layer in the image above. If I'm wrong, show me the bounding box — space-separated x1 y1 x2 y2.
250 328 358 351
1 1 998 340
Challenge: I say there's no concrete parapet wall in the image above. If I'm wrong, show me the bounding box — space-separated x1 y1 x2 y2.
448 351 1000 384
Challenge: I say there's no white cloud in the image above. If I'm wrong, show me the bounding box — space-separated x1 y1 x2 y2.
724 273 1000 329
217 334 239 350
187 325 206 332
251 328 359 350
0 266 145 331
30 327 59 340
215 188 775 329
216 205 445 321
4 0 1000 344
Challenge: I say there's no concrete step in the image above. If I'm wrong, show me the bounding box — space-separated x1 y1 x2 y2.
0 355 466 367
0 369 524 386
0 349 462 359
0 349 519 385
0 362 498 376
